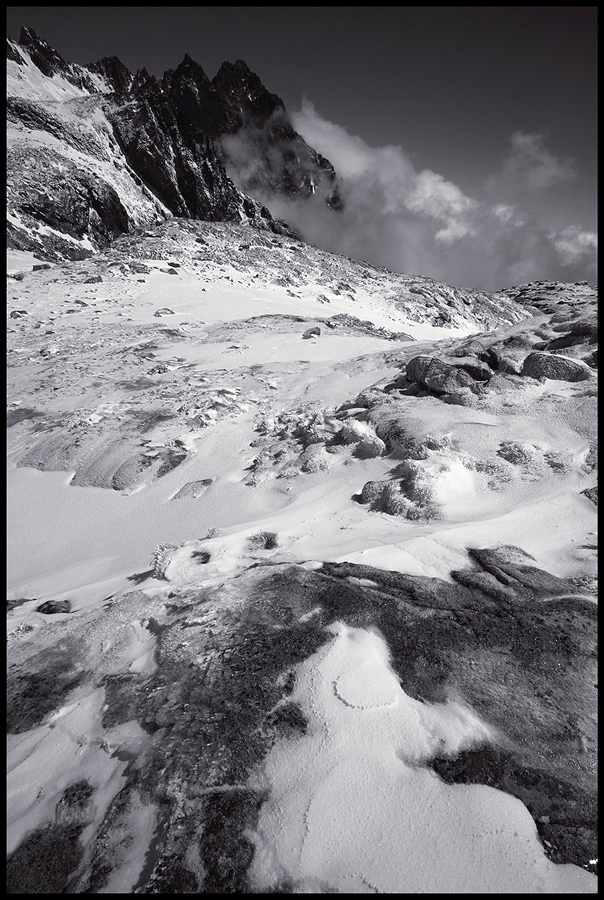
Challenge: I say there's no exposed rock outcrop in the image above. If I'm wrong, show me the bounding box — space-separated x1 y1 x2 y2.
7 552 596 889
18 26 97 90
86 55 133 96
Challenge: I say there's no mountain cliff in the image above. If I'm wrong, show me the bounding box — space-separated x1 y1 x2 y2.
211 58 342 208
6 28 342 261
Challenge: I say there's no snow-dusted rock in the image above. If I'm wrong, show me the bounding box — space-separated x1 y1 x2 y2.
405 355 482 397
521 351 593 382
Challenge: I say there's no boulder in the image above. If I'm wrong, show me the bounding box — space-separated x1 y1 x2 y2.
450 339 488 359
450 356 493 381
359 461 437 521
487 348 523 375
551 320 597 339
354 434 386 459
36 600 71 614
170 479 213 500
374 420 430 460
360 480 388 504
339 420 385 459
302 327 321 339
406 356 481 396
538 333 585 352
520 352 592 382
405 356 432 384
300 445 331 473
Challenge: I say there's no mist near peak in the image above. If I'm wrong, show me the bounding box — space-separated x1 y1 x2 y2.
246 100 597 291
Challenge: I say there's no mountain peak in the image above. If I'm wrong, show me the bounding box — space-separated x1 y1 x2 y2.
212 59 285 124
161 53 240 137
86 55 133 95
224 58 253 78
171 52 211 82
181 51 202 68
18 26 69 77
131 66 161 96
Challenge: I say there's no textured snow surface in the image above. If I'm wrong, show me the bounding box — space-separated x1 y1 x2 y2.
249 623 596 893
6 224 597 892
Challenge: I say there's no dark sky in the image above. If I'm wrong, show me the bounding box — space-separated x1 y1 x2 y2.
6 6 598 288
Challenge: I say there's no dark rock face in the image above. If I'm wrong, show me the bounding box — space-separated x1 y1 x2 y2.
86 55 133 96
212 59 342 210
105 83 273 229
213 59 284 128
317 552 597 875
7 822 86 894
6 636 87 734
18 25 70 78
7 140 132 260
6 37 25 65
7 596 36 611
36 599 71 614
34 167 130 242
18 26 100 93
162 54 242 139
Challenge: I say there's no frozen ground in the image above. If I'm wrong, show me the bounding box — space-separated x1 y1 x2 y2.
6 222 598 892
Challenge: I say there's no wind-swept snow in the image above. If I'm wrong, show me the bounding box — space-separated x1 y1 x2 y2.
249 623 596 893
6 223 597 892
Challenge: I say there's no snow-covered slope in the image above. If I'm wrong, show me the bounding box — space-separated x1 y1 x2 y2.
6 217 597 892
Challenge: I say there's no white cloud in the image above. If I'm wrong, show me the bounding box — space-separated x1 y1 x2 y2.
492 204 523 226
405 170 477 244
550 225 598 266
226 100 596 290
406 170 477 220
434 220 475 245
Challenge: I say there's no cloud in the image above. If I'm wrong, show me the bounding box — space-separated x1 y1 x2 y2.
550 225 597 266
404 170 478 244
500 131 576 192
225 100 596 291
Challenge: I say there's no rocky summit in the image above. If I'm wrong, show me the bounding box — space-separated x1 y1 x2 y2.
7 28 341 261
6 27 598 897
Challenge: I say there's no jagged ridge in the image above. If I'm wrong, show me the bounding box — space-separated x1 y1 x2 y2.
6 27 341 260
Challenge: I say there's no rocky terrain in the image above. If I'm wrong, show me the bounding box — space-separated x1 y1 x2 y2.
7 28 339 262
6 27 598 897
